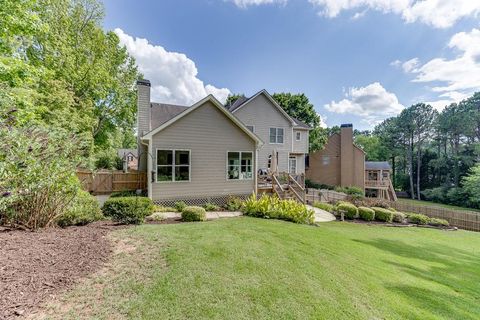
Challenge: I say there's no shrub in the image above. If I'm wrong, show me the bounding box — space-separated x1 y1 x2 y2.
372 207 394 222
0 122 87 230
428 217 450 227
56 190 103 227
407 213 430 225
241 193 314 224
305 180 334 190
392 211 406 223
102 197 154 224
203 202 220 211
110 190 147 198
155 205 177 212
174 201 187 212
313 201 334 213
182 206 207 222
358 207 375 221
335 201 358 219
146 212 166 222
225 196 243 211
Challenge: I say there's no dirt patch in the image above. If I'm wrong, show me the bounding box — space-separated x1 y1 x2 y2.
0 221 126 319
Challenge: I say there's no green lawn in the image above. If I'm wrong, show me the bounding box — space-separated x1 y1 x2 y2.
398 198 480 212
48 218 480 320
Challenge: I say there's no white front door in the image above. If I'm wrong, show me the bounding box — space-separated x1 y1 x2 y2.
289 156 297 174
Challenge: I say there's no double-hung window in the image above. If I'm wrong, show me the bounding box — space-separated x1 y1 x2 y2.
269 128 284 144
227 152 253 180
156 149 190 182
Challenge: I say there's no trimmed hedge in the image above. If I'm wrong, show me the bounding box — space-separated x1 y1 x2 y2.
102 197 154 224
225 196 243 211
407 213 430 225
57 190 103 227
335 201 358 219
182 206 207 222
358 206 375 221
392 211 406 223
313 201 334 213
371 207 394 222
203 202 220 211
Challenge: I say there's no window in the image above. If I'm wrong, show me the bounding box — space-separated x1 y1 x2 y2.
127 155 133 162
296 132 301 141
246 125 255 133
269 128 284 144
368 171 378 181
156 149 190 182
322 155 330 165
289 156 297 174
227 152 253 180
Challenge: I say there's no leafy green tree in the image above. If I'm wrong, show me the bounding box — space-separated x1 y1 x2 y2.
225 93 245 107
354 134 389 161
462 164 480 207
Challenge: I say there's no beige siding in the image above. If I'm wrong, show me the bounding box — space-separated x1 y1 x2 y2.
292 129 309 154
150 101 256 201
233 94 293 172
306 134 341 186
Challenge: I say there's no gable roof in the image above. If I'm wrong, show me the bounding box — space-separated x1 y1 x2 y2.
365 161 391 171
227 96 250 112
229 89 297 126
141 95 263 146
150 103 188 129
292 117 311 130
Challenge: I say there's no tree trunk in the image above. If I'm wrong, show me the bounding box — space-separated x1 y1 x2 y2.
391 155 396 187
408 136 415 199
453 136 460 186
417 146 422 200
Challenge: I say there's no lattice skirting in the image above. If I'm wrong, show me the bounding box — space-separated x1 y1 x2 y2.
154 194 251 207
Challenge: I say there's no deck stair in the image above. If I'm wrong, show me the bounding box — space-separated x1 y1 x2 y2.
265 172 306 204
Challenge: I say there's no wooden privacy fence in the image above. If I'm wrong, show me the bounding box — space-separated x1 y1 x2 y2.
305 189 347 204
76 170 147 194
392 202 480 232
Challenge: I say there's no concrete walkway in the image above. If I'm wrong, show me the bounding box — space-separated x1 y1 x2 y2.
307 205 337 223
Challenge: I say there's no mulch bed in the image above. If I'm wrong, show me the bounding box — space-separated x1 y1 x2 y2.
0 221 127 319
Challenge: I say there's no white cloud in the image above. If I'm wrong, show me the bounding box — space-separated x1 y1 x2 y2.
325 82 404 125
229 0 286 8
308 0 480 28
114 28 230 105
402 28 480 108
401 57 419 73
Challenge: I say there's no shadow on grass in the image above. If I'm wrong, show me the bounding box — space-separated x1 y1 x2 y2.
354 238 480 319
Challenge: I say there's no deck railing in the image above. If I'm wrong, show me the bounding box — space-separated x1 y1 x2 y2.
365 179 390 188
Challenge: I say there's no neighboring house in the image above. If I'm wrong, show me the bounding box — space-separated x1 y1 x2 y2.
306 124 365 190
226 90 311 176
136 80 310 205
306 124 396 201
117 149 138 170
365 161 397 201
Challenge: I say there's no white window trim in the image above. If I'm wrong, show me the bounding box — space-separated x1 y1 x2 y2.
246 125 255 133
296 131 301 141
155 148 191 183
226 151 254 181
269 127 285 144
289 156 297 174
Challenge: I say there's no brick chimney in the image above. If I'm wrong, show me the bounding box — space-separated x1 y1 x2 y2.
340 124 354 186
137 79 151 171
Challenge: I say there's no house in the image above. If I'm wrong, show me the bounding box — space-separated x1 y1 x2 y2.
306 124 396 201
136 80 310 205
364 161 397 201
117 149 138 171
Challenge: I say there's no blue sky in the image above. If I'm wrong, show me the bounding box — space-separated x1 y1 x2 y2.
102 0 480 130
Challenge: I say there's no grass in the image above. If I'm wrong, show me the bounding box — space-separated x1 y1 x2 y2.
45 218 480 320
398 198 480 212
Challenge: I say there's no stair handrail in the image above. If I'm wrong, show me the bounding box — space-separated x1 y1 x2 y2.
272 174 284 193
287 174 306 204
288 174 305 192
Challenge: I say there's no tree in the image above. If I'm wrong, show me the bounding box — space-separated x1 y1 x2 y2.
354 134 389 161
462 164 480 207
272 93 327 152
224 93 245 107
